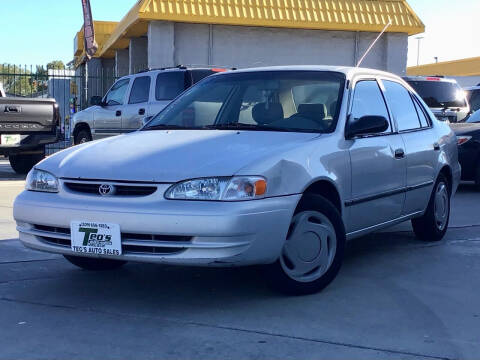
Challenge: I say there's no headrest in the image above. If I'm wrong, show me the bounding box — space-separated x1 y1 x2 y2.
252 102 284 125
298 104 327 120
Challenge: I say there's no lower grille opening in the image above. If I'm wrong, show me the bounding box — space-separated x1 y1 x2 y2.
40 236 71 247
35 224 70 235
123 245 185 255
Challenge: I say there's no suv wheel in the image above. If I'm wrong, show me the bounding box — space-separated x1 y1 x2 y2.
64 255 127 271
74 129 92 145
412 173 450 242
9 153 45 174
265 195 345 295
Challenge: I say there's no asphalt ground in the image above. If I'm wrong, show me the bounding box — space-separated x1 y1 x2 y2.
0 158 479 360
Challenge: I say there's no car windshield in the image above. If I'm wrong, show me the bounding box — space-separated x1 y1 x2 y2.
407 80 466 108
144 71 345 133
464 109 480 123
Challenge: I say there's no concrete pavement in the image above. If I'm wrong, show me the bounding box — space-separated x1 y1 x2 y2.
1 158 479 360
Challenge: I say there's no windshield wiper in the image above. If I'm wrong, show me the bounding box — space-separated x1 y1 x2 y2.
143 124 198 131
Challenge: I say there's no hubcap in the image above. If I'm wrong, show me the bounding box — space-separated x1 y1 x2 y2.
79 137 88 144
434 182 449 231
280 211 337 283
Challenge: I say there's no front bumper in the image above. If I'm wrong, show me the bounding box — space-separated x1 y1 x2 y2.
14 186 300 266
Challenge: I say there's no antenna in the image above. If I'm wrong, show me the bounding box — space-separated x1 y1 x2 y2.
356 20 392 68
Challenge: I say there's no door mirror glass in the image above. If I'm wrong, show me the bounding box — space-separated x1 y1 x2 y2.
90 96 103 106
346 115 389 139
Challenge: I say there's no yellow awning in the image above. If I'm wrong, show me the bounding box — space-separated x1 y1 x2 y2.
408 57 480 77
75 21 119 66
99 0 424 57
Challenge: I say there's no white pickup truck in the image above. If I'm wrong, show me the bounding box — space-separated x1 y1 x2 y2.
71 66 227 144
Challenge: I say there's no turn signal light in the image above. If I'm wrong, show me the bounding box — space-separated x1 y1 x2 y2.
255 179 267 196
457 136 471 146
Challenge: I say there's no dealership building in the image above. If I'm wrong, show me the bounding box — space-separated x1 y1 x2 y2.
74 0 424 100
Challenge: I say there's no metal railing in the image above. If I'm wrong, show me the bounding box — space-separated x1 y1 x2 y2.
0 64 117 154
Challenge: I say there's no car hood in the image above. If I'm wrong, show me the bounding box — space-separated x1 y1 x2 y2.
450 122 480 136
38 130 319 182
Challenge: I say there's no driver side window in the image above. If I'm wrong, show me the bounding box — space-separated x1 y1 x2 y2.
105 79 130 106
351 80 392 133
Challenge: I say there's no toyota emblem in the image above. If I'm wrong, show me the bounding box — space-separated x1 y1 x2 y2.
99 184 115 196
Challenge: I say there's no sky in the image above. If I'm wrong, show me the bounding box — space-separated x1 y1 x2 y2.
0 0 478 68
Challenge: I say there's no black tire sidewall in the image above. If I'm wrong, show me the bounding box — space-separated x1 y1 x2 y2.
266 194 346 295
75 130 91 145
9 153 44 174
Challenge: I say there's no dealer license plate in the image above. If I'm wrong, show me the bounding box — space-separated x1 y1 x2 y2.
71 221 122 256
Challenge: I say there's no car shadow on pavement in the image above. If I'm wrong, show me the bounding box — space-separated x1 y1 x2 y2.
0 158 25 181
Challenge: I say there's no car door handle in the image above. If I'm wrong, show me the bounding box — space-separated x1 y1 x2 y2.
138 108 145 116
433 143 440 151
115 110 122 117
394 148 405 159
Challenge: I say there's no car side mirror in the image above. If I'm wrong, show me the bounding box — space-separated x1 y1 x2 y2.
346 115 389 139
90 96 104 107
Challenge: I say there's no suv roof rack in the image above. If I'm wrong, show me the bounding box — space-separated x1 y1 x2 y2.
136 64 236 74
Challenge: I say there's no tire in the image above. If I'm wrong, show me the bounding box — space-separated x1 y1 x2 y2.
74 129 92 145
265 194 346 295
475 160 480 191
64 255 127 271
411 173 450 242
9 153 45 174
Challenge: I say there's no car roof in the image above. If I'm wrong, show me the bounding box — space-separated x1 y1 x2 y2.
208 65 405 82
464 85 480 91
403 75 458 84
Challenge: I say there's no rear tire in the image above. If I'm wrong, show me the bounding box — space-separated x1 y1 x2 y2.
64 255 127 271
74 129 92 145
265 194 345 295
9 152 44 174
411 173 450 242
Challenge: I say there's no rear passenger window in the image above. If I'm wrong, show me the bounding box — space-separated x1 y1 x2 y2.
383 80 421 131
412 96 430 128
351 80 391 132
156 72 186 100
129 76 151 104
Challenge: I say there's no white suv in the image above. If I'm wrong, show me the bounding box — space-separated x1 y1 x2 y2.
71 66 227 144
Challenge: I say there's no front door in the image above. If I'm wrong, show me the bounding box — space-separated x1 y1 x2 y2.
346 80 407 232
93 78 130 139
122 75 152 131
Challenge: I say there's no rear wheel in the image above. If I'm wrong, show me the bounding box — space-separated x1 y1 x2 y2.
64 255 127 271
9 152 45 174
74 129 92 145
265 195 345 295
411 173 450 242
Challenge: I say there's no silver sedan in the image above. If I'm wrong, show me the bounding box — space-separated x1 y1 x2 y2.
14 66 460 294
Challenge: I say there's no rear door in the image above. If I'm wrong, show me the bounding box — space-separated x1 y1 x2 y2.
346 79 406 232
93 78 130 139
122 75 152 131
382 79 437 215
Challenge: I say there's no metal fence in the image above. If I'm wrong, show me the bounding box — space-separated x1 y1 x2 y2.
0 64 116 154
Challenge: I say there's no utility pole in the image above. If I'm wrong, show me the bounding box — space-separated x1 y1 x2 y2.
416 36 424 66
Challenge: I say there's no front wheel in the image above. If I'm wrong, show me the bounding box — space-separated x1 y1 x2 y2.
265 195 345 295
411 173 450 242
64 255 127 271
74 129 92 145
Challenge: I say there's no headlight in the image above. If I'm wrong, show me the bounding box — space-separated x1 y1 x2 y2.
165 176 267 201
25 169 59 193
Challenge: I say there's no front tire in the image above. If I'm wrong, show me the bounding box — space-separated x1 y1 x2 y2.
9 152 45 174
74 129 92 145
265 195 345 295
64 255 127 271
411 173 450 242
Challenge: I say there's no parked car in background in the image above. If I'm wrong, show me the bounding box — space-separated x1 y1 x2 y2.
15 66 460 295
404 76 469 122
462 109 480 124
465 85 480 113
0 96 60 174
71 66 229 144
450 120 480 188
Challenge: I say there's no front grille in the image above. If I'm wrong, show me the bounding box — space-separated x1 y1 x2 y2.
64 182 157 197
33 225 190 255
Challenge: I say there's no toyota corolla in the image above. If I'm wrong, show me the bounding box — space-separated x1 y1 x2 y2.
14 66 460 294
